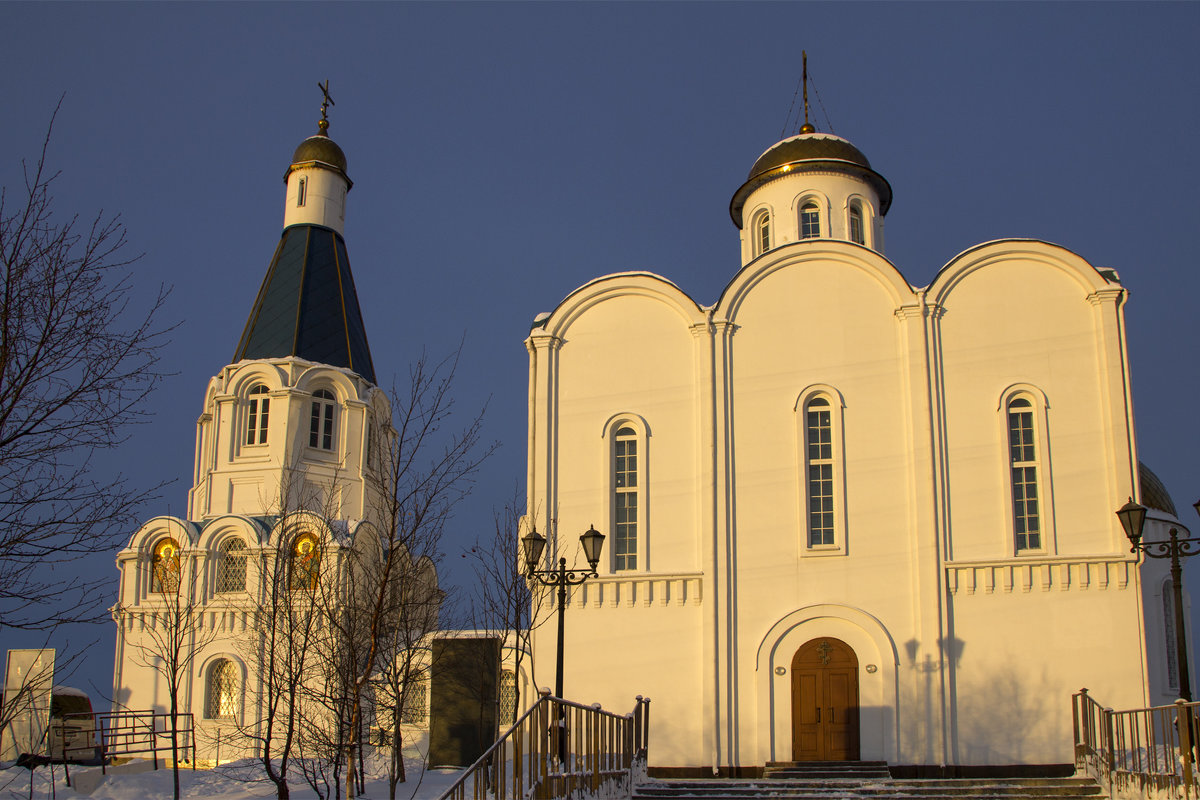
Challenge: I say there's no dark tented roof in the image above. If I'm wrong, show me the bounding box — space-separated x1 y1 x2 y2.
233 224 376 384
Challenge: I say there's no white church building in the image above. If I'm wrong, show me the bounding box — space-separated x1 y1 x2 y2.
110 112 435 763
523 123 1192 773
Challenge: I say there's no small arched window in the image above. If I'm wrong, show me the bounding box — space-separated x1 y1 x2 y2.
290 533 320 591
310 389 336 451
800 202 821 239
1007 397 1041 551
848 203 865 245
246 385 270 446
297 177 307 208
205 659 240 720
151 538 181 593
215 538 247 593
756 212 771 255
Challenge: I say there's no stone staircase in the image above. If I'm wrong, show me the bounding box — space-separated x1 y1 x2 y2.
634 762 1104 799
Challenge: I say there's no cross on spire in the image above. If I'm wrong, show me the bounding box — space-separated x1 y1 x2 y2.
317 79 335 135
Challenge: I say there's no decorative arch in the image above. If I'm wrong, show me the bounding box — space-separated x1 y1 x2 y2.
754 604 899 765
927 239 1116 306
294 364 361 401
842 193 875 249
716 242 916 323
226 361 287 398
537 272 707 340
196 515 271 551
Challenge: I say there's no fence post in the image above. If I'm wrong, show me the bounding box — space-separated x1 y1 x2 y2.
1178 699 1194 790
1104 707 1115 779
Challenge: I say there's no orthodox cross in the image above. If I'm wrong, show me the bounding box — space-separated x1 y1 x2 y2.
802 51 810 130
817 639 833 665
318 80 335 133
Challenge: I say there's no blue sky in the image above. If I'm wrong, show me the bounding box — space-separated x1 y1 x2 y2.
3 2 1198 700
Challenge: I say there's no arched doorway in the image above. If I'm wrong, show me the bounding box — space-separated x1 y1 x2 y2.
791 637 859 761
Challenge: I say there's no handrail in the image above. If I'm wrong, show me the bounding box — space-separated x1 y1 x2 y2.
437 690 650 800
59 710 195 788
1073 687 1200 798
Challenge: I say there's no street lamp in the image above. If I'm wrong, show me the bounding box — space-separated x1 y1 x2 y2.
1117 497 1200 701
521 525 605 702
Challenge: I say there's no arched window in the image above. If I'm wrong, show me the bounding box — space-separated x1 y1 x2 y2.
151 538 181 593
1007 397 1041 551
1164 579 1180 690
310 389 336 451
755 212 771 255
800 202 821 239
289 533 320 590
614 426 640 571
498 669 518 725
297 177 307 207
848 203 864 245
215 538 247 593
246 385 270 446
804 398 835 547
205 659 240 720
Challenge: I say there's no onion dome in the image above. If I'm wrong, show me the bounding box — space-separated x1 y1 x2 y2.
285 119 352 188
730 131 892 227
1139 461 1178 517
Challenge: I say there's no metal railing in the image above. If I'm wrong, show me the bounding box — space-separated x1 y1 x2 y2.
438 690 650 800
60 710 195 787
1073 687 1200 798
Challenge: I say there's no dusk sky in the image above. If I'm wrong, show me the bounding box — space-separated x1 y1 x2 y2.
3 2 1198 699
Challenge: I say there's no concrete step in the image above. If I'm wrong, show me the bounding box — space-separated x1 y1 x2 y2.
633 776 1103 800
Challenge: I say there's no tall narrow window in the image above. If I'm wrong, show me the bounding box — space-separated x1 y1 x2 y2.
215 538 247 593
800 202 821 239
151 538 181 593
1008 398 1041 551
614 426 638 571
297 177 307 207
310 389 336 450
290 533 320 590
205 659 239 720
805 398 834 547
757 213 771 255
402 679 428 724
848 203 864 245
1164 580 1179 689
247 385 270 445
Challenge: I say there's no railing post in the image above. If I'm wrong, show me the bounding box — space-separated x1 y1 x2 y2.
1104 707 1115 780
1178 699 1194 791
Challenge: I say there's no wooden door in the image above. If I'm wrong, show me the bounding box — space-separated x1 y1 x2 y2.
791 638 859 761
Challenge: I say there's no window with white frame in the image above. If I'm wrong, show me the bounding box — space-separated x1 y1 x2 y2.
754 211 771 255
804 397 835 547
205 659 240 720
310 389 336 450
246 385 270 445
614 425 639 571
1007 397 1041 551
848 202 865 245
215 538 247 593
800 202 821 239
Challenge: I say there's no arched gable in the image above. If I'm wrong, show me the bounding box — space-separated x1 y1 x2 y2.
225 361 289 398
294 363 363 402
267 510 341 549
716 240 915 322
535 272 707 339
927 239 1115 306
196 514 271 550
125 516 200 555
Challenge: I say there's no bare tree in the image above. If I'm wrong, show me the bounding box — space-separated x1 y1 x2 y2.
119 544 220 800
463 492 553 728
0 102 170 631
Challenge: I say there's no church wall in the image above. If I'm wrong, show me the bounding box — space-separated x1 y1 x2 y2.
948 573 1148 765
547 293 699 574
938 256 1118 561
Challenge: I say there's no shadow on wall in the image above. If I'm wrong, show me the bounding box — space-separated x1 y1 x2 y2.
954 657 1064 765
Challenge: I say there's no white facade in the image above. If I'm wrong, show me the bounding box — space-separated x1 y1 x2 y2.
524 130 1191 772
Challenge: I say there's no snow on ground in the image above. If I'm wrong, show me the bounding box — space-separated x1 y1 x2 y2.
0 755 467 800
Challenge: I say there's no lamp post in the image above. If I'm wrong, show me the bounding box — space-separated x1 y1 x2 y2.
1117 498 1200 702
521 525 605 703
